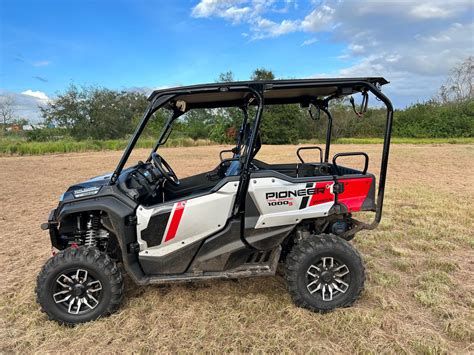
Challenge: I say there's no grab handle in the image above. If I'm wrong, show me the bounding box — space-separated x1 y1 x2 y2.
219 149 235 161
296 146 323 164
332 152 369 175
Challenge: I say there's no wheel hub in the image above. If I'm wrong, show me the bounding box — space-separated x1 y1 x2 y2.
53 268 103 315
306 256 351 301
71 284 86 297
320 270 333 283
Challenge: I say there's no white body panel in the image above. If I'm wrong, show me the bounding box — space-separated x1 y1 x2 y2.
248 177 335 229
136 182 239 257
136 176 336 259
254 202 334 228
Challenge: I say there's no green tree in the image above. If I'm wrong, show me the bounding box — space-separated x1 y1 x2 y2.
216 71 235 83
251 68 275 80
41 85 148 140
213 70 242 143
182 109 211 140
250 68 313 144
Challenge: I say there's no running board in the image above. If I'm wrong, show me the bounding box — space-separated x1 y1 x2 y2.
143 246 281 285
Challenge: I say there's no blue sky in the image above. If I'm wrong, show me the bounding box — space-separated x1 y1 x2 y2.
1 0 473 121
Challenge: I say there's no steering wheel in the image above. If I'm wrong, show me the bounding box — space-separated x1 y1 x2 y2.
151 152 180 186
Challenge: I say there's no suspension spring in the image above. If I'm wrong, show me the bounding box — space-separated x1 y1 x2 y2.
84 214 100 247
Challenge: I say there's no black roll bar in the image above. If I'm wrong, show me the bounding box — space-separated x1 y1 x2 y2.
233 86 264 215
320 105 333 163
110 79 393 234
338 82 393 236
304 82 393 233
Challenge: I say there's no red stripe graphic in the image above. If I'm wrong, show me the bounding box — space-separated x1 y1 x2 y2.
308 182 334 207
164 201 186 242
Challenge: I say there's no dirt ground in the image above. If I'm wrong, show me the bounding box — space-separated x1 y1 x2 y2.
1 144 473 353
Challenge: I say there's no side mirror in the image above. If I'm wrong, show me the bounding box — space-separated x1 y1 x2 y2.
349 91 369 117
308 103 320 120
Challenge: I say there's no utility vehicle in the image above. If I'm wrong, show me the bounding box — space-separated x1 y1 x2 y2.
37 78 393 325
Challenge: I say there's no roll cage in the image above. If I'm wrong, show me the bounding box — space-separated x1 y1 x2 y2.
110 78 393 235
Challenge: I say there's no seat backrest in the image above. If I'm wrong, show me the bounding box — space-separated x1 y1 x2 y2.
225 159 241 176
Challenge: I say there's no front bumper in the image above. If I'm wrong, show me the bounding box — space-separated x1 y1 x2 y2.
41 209 61 249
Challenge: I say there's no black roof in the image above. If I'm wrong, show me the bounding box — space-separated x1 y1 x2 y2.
148 77 389 109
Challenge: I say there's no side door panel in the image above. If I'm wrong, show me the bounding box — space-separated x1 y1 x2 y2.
136 181 239 259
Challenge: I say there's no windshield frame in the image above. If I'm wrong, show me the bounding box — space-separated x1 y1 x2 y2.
144 107 182 163
109 87 264 184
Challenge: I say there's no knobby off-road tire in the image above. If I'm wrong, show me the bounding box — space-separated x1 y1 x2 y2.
285 234 365 312
36 246 124 325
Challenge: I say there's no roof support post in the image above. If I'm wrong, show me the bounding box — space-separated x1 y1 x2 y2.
233 85 264 216
320 105 333 163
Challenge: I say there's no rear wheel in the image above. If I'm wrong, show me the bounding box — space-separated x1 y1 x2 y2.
36 246 124 325
285 234 365 312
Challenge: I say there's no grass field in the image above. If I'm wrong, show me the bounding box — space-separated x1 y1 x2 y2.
0 144 473 353
1 136 473 155
0 137 213 155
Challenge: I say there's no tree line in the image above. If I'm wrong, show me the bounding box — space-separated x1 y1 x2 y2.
3 57 472 143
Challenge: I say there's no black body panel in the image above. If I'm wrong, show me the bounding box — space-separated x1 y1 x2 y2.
141 211 171 247
163 170 222 201
46 209 61 249
361 176 377 211
140 241 203 275
244 225 295 250
189 220 253 272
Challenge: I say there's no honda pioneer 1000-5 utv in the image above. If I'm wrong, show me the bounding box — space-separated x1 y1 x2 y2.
37 78 393 325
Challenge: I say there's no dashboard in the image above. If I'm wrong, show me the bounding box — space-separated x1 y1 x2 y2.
118 163 164 202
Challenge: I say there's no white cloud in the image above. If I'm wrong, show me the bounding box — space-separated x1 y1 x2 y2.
336 53 350 60
300 5 335 32
191 0 304 39
301 37 318 46
21 90 49 101
32 60 51 67
348 43 365 55
190 0 473 105
224 6 252 23
410 4 450 19
0 90 50 123
409 3 465 19
191 0 251 23
252 18 299 39
312 21 472 105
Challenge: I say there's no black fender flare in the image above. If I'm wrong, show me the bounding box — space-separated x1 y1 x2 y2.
56 195 147 284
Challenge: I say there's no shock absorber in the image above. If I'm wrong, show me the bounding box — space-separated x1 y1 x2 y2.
84 214 100 247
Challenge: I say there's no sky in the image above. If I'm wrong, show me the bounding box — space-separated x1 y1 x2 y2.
0 0 473 122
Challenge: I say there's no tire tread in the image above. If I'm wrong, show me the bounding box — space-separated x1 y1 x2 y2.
35 246 124 325
284 234 365 312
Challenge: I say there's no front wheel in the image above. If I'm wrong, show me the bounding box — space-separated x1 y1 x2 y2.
285 234 365 312
36 246 124 325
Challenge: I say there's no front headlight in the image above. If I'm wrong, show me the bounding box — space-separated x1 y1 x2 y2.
72 186 101 198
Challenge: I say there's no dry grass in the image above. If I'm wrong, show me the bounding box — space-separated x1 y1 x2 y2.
0 144 473 353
